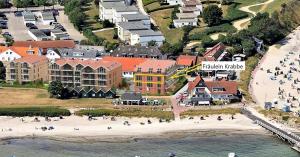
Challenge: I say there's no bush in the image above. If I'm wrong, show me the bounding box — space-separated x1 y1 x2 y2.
189 23 237 40
83 28 105 46
0 107 71 117
181 108 241 117
76 108 174 119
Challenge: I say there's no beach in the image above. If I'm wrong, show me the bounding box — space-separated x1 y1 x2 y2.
251 26 300 112
0 114 260 140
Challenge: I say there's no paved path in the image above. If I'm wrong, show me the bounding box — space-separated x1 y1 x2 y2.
171 81 191 119
136 0 157 26
0 5 64 13
232 0 275 30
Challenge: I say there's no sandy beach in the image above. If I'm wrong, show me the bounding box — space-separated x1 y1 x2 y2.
0 114 261 140
251 27 300 112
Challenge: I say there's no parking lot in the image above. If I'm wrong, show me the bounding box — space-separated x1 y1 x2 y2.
2 10 86 41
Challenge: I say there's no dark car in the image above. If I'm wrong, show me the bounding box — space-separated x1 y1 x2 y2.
29 25 38 29
14 11 22 16
0 23 7 29
0 13 6 18
26 23 35 28
2 32 10 36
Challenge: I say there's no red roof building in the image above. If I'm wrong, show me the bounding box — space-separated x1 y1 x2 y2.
202 42 226 61
176 55 197 67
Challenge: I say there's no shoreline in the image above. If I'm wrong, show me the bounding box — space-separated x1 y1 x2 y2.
0 114 262 142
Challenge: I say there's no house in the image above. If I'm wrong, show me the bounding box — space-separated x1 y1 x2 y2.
167 0 183 5
46 47 104 61
133 59 178 95
117 21 149 41
40 12 55 25
176 55 197 69
202 42 227 61
5 56 48 84
130 29 165 46
99 0 124 22
0 46 40 62
121 13 151 28
187 76 240 105
102 56 147 78
232 54 246 61
23 12 36 24
120 92 143 105
13 40 76 54
50 29 70 40
111 45 165 59
99 0 139 23
28 29 51 41
180 0 203 16
68 87 116 98
173 13 198 28
49 58 122 90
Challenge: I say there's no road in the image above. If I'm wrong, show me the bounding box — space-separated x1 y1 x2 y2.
135 0 157 26
232 0 275 30
3 13 32 41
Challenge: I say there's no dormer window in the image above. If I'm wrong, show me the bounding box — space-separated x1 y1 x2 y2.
149 68 153 73
137 68 141 72
157 68 161 73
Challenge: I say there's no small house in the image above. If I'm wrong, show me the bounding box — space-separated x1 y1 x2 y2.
120 92 143 105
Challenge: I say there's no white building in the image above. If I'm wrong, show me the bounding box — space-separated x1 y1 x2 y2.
167 0 183 5
0 49 21 61
117 21 148 41
40 12 55 25
46 49 61 61
112 6 139 23
23 12 36 25
121 13 151 28
173 13 198 28
130 30 165 46
50 29 70 40
28 29 51 41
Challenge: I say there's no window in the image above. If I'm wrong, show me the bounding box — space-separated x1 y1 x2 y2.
157 84 161 88
157 68 161 73
147 76 152 81
136 75 142 80
148 68 153 73
157 77 161 82
136 82 142 87
137 68 141 72
147 83 153 87
98 67 106 73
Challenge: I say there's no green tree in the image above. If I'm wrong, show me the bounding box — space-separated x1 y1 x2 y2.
48 80 64 98
33 0 47 8
94 0 99 6
0 61 5 80
202 5 223 26
69 8 85 30
147 40 157 46
241 38 255 57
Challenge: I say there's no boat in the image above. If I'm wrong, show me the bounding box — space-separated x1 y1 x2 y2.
228 152 238 157
168 152 176 157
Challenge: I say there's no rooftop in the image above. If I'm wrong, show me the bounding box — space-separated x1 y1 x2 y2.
180 7 201 12
176 13 197 19
122 13 149 21
130 30 163 37
121 92 143 101
111 45 162 57
14 55 47 64
102 56 147 72
23 12 35 21
117 21 149 30
203 42 226 60
55 58 121 70
56 48 101 59
135 59 176 73
206 80 238 95
182 0 202 6
114 5 138 12
28 29 48 38
0 46 39 57
173 18 197 23
176 55 197 66
42 12 54 21
13 40 76 49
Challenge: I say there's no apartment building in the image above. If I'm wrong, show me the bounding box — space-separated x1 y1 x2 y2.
49 59 122 90
133 59 178 95
0 46 40 62
5 56 48 84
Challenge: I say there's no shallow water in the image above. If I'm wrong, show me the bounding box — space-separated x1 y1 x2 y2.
0 131 299 157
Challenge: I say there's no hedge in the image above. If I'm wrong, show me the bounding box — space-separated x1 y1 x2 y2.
0 107 71 117
147 5 177 13
76 108 174 120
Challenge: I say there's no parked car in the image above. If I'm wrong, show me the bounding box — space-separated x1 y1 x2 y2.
26 23 35 28
29 25 38 29
0 22 7 29
50 21 59 25
2 32 10 36
14 11 22 16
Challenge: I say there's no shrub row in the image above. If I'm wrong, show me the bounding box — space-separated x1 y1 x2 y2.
180 108 241 117
0 107 71 117
76 108 174 120
189 23 237 40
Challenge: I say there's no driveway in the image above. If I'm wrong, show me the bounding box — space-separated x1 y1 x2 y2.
2 13 32 41
56 11 86 41
136 0 157 26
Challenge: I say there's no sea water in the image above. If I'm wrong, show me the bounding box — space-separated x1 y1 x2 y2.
0 131 299 157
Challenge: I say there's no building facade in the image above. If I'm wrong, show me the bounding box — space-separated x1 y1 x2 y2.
5 56 49 84
49 59 122 90
133 59 178 95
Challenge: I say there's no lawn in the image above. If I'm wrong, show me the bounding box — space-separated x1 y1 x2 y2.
150 8 184 44
144 2 161 11
142 0 157 6
84 2 103 30
94 29 118 43
249 0 290 14
181 108 241 118
0 88 114 108
238 56 259 101
234 0 268 8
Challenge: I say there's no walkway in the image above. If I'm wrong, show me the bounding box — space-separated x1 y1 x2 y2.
92 28 114 33
232 0 275 30
136 0 157 26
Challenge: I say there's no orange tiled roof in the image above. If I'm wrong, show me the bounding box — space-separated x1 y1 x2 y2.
203 42 225 59
14 55 47 64
188 75 202 92
205 80 238 95
135 59 176 73
176 55 197 66
102 56 148 72
0 46 39 57
13 40 76 49
55 58 121 70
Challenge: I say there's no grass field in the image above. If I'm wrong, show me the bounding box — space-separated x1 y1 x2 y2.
234 0 268 8
94 29 118 43
0 88 114 108
181 108 241 118
249 0 289 14
150 8 184 44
